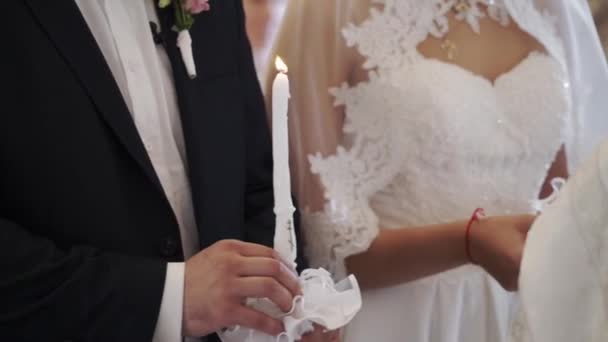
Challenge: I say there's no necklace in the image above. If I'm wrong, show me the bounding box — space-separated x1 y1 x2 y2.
440 39 458 60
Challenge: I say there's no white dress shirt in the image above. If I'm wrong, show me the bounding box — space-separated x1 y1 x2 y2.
75 1 200 341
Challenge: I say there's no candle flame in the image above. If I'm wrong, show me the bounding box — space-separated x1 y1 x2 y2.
275 56 288 74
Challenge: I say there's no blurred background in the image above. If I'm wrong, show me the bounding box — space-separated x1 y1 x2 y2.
243 0 286 80
591 0 608 52
244 0 608 77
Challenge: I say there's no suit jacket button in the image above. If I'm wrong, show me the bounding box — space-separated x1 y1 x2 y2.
160 237 178 257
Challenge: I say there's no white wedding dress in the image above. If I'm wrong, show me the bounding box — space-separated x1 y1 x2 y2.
308 51 566 342
266 0 608 341
304 3 566 342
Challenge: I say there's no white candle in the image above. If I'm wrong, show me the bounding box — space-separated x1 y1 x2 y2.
272 57 297 269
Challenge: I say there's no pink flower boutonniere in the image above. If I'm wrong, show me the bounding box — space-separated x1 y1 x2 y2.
158 0 211 79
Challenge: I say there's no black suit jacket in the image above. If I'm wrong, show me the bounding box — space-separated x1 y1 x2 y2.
0 1 305 341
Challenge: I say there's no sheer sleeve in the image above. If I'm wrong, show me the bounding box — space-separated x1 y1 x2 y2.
264 0 389 279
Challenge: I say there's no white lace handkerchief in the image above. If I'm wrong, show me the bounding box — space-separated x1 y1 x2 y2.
218 268 362 342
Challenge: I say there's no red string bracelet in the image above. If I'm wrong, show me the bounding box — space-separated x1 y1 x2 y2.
465 208 485 264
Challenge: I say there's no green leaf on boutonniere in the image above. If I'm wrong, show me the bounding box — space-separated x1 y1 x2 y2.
174 3 195 31
156 0 195 31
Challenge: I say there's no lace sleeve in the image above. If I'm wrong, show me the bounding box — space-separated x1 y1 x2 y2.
265 0 397 279
301 76 406 279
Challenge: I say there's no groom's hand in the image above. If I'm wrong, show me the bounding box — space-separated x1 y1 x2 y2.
182 240 301 337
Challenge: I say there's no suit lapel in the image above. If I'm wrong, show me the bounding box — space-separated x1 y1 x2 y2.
24 0 164 194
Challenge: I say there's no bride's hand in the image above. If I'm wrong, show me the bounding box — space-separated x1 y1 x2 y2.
469 215 536 291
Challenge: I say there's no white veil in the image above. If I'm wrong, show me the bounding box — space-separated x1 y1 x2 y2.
264 0 608 278
532 0 608 172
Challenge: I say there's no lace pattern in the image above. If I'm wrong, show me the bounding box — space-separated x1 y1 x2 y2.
510 142 608 342
510 309 532 342
571 150 608 310
305 74 404 278
303 0 569 278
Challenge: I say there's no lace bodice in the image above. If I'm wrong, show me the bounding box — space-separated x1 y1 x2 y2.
301 0 569 279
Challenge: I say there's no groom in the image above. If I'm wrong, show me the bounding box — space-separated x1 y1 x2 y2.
0 1 314 341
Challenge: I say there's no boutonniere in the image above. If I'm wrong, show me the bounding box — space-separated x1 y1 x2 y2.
158 0 210 79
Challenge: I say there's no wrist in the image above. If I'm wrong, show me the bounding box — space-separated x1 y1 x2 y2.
182 261 215 338
182 261 196 337
465 208 486 264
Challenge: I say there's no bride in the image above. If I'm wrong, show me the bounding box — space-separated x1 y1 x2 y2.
265 1 608 341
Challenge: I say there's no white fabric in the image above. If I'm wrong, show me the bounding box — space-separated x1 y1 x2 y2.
512 140 608 342
76 1 200 341
549 0 608 172
156 263 186 341
267 0 608 341
333 48 561 341
218 269 361 342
